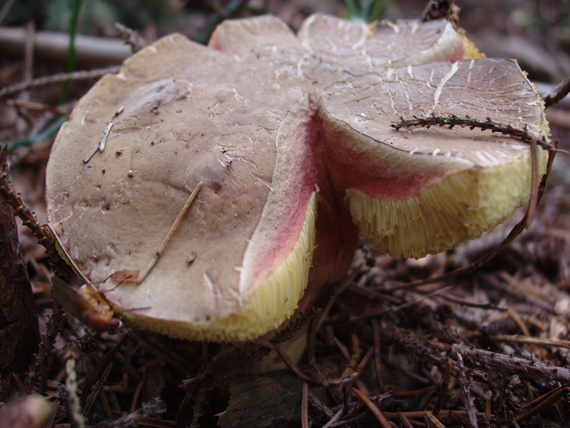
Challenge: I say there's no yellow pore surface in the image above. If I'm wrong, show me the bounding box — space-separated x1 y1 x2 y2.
347 147 548 259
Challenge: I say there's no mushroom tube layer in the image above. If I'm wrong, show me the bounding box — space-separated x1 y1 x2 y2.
347 148 547 259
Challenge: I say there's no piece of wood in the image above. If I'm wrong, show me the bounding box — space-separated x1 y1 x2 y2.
218 372 303 428
0 148 40 399
0 27 132 66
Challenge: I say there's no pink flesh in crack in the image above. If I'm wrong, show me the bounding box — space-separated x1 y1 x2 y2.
241 94 468 295
321 123 455 201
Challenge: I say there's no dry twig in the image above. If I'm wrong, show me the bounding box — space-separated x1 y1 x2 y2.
0 66 120 100
456 352 479 428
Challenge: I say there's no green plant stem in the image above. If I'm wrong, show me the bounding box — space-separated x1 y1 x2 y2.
344 0 385 22
195 0 245 45
59 0 83 105
5 116 67 150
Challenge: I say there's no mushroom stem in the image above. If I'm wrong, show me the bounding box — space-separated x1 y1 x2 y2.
111 181 204 284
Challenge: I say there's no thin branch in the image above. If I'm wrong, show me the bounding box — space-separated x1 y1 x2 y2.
490 335 570 349
452 343 570 385
302 383 310 428
62 346 85 428
25 301 64 393
456 352 479 428
0 0 16 25
93 397 166 428
495 386 570 425
543 76 570 108
0 66 120 100
431 358 452 417
434 293 508 311
392 114 558 151
0 158 75 279
113 23 147 53
351 387 392 428
321 407 344 428
80 334 129 406
82 362 113 417
425 410 446 428
251 339 316 384
6 99 71 116
372 319 384 392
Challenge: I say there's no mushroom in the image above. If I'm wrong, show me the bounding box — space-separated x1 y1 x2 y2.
46 14 549 341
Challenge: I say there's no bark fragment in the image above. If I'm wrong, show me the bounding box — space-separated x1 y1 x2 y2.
0 148 40 399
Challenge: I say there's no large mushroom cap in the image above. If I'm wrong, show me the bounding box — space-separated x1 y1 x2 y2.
46 14 549 342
